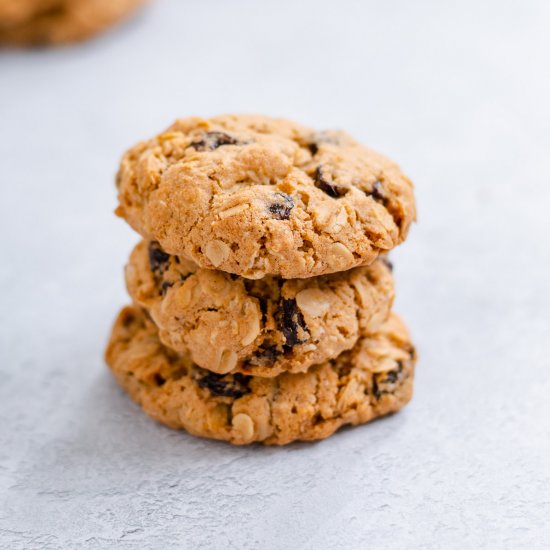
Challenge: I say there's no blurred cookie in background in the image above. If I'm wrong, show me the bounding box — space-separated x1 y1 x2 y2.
0 0 146 46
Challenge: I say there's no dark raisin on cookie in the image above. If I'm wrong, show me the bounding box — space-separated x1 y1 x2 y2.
308 131 341 152
372 362 406 399
148 241 170 274
383 361 404 384
160 281 173 295
383 369 399 384
197 372 251 398
366 181 389 205
314 166 348 198
247 345 282 367
380 257 394 272
372 377 381 399
279 299 309 349
267 192 294 220
258 296 268 317
153 373 166 386
307 142 319 155
121 309 136 328
189 131 239 151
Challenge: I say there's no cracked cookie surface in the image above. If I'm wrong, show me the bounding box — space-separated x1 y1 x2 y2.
0 0 144 45
126 240 395 377
105 305 416 445
116 115 416 279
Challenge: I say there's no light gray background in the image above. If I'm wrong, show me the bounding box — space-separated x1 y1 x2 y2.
1 1 549 548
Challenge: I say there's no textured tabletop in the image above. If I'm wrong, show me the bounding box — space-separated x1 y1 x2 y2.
1 1 549 548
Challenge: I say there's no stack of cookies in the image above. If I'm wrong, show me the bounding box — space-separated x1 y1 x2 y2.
106 115 417 445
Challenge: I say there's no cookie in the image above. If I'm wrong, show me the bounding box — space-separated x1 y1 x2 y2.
105 305 416 445
0 0 57 27
126 239 395 377
115 115 416 279
0 0 144 45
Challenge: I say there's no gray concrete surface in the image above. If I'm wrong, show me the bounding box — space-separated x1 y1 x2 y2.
1 0 549 548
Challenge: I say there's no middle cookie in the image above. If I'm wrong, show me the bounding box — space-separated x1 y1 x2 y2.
126 240 394 377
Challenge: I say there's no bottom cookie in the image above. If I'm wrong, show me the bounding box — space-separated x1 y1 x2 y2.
105 306 416 445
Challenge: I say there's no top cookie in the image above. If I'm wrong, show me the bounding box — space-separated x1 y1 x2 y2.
116 115 416 279
0 0 144 45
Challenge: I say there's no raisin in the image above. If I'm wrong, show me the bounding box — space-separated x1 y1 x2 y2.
243 279 255 293
312 412 323 425
153 373 166 386
279 299 308 349
121 310 136 327
384 370 399 384
248 345 281 367
366 181 388 205
309 132 340 152
314 166 347 198
380 257 394 272
197 372 251 398
189 131 238 151
383 361 404 384
267 192 294 220
372 362 405 399
160 281 173 295
258 297 268 317
307 142 319 155
148 241 170 274
372 377 381 399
